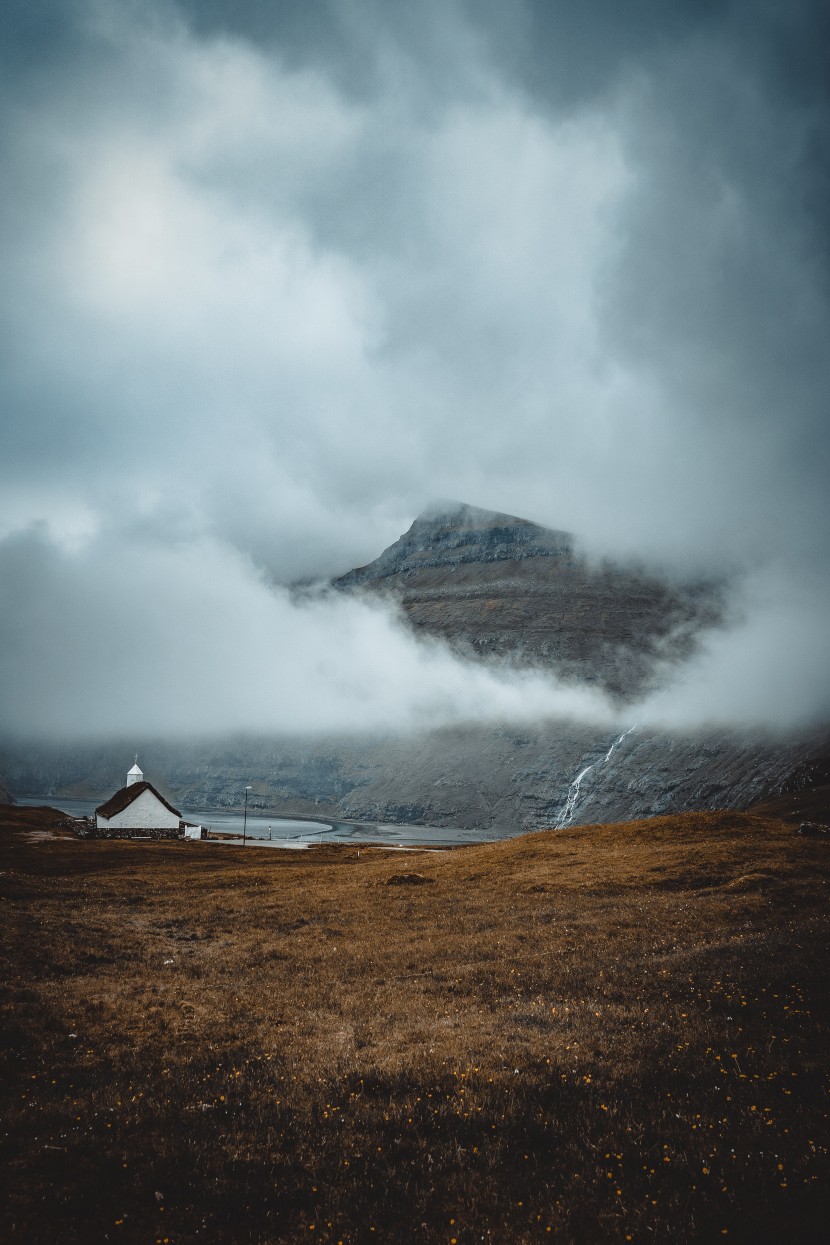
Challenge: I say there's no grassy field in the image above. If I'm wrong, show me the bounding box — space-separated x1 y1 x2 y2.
1 805 828 1244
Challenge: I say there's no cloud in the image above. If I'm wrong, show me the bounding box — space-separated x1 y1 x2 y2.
0 2 641 572
1 522 826 742
0 525 612 739
0 0 827 736
637 562 830 730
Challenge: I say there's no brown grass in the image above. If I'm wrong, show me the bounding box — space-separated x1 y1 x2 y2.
1 807 828 1244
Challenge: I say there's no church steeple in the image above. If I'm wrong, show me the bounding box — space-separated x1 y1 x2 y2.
126 756 143 787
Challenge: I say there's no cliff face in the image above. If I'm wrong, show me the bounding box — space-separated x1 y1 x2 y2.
333 503 724 702
1 725 824 835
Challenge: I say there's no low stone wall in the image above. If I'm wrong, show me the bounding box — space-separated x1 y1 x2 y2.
76 823 185 841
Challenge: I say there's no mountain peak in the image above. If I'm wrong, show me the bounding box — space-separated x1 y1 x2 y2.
335 503 574 587
416 500 536 529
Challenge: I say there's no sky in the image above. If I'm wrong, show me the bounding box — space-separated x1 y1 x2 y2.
1 0 828 738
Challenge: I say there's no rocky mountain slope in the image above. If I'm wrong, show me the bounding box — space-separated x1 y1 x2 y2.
2 723 826 836
333 503 724 701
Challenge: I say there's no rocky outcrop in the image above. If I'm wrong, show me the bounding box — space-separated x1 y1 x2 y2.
333 503 724 702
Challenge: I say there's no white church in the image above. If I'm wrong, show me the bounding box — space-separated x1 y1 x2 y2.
94 760 185 838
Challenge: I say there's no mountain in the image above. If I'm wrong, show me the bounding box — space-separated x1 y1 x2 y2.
2 504 825 833
333 502 723 701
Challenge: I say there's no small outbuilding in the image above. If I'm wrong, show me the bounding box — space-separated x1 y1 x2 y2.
94 760 183 839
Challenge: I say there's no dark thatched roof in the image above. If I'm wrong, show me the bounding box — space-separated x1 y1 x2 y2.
95 781 181 820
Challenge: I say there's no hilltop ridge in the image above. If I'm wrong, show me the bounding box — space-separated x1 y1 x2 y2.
335 502 574 583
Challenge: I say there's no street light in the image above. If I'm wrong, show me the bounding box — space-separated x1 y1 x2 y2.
243 785 252 846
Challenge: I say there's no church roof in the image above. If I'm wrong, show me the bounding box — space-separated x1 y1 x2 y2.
95 781 181 820
127 763 143 776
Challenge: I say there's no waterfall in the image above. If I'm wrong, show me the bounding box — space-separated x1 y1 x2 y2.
556 724 639 827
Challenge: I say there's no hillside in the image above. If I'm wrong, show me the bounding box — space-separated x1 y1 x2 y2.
333 502 724 701
2 806 828 1243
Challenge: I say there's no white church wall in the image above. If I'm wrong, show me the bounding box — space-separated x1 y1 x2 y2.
99 787 180 830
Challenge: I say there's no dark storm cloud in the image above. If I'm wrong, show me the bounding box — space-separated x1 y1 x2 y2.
0 0 828 735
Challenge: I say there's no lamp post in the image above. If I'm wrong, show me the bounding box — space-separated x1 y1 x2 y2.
243 785 252 846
